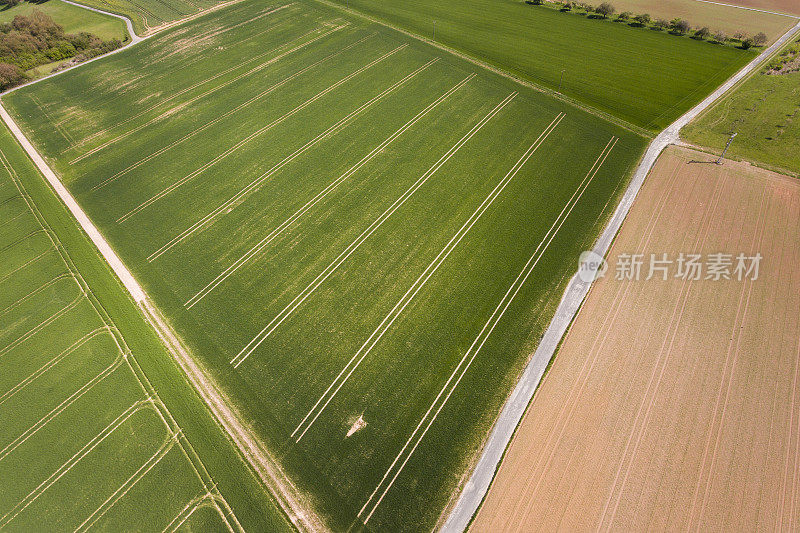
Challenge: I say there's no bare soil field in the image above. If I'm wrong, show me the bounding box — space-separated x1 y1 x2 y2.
610 0 795 44
717 0 800 17
471 145 800 532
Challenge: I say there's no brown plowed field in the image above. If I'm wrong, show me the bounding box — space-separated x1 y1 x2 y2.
720 0 800 17
471 146 800 532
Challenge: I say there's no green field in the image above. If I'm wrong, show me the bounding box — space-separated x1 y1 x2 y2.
0 0 128 41
3 0 648 529
683 37 800 176
69 0 228 35
0 116 292 531
322 0 755 133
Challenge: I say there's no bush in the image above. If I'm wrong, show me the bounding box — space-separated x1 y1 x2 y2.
753 32 767 46
0 9 122 90
595 2 615 18
670 18 691 35
0 62 26 90
693 27 710 40
653 18 669 31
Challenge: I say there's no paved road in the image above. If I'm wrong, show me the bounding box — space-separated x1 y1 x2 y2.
441 18 800 533
2 1 798 529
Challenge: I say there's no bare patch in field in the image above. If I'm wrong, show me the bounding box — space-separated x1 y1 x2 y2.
346 414 367 437
472 146 800 532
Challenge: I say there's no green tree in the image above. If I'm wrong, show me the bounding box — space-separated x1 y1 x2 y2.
671 18 691 35
653 18 669 30
596 2 616 18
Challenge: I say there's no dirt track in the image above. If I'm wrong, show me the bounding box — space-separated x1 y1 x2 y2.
471 146 800 531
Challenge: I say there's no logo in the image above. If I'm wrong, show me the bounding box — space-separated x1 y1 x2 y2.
578 250 607 283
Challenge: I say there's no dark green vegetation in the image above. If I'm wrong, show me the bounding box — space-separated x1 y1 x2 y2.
683 36 800 176
4 1 648 529
326 0 755 132
0 118 291 530
0 0 128 41
0 10 122 89
70 0 227 36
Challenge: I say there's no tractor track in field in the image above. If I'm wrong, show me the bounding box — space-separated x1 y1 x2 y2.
0 0 798 532
441 16 800 533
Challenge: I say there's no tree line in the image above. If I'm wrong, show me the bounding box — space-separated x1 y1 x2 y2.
526 0 768 50
0 9 122 90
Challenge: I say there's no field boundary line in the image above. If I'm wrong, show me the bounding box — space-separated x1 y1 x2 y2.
0 105 148 302
0 273 74 316
0 327 111 406
2 5 792 533
0 290 84 358
0 248 53 284
0 208 29 229
93 32 373 192
0 193 21 206
162 494 209 533
0 137 244 532
0 228 46 253
144 48 425 259
112 0 264 37
139 300 328 532
230 91 517 368
185 72 475 309
0 401 145 529
310 0 652 138
0 358 123 463
74 433 179 532
163 494 228 533
362 136 616 525
293 112 565 444
441 19 800 533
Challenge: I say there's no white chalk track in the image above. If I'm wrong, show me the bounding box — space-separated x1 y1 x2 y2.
1 1 798 531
